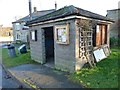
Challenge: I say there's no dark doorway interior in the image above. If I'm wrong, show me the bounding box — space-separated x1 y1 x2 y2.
44 27 54 64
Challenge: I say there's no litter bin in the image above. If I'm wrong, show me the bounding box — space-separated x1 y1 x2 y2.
7 44 16 57
18 44 27 54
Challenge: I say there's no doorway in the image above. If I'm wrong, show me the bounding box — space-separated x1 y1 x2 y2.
43 27 54 67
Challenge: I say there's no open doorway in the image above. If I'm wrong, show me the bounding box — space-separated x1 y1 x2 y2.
43 27 54 66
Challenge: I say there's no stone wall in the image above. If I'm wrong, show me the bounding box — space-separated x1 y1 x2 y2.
54 20 76 72
30 26 45 64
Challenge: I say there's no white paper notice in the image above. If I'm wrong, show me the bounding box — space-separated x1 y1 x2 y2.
62 35 66 42
58 29 62 36
32 31 35 40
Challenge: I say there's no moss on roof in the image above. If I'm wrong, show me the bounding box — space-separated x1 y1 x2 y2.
26 5 113 25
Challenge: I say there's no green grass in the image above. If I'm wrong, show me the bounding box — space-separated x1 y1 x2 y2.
2 48 38 68
69 47 119 88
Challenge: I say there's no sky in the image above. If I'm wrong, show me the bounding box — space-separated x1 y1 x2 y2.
0 0 119 27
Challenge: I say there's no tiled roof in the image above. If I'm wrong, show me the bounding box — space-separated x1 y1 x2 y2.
26 5 113 25
12 9 55 23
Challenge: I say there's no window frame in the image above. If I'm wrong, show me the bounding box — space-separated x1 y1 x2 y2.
16 33 20 40
30 30 37 41
15 23 21 30
55 23 69 44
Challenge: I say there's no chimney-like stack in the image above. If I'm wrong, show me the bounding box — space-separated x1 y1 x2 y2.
29 0 32 20
34 7 37 12
55 1 57 10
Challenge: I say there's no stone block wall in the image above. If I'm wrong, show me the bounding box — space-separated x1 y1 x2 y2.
30 26 45 64
54 20 76 72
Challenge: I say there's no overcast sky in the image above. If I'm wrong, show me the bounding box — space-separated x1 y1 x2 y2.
0 0 119 27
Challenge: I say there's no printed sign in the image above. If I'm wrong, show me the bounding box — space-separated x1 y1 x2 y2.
55 24 69 44
57 28 67 43
93 48 106 62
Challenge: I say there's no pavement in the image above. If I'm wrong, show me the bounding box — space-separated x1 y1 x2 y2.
9 64 83 89
0 64 27 89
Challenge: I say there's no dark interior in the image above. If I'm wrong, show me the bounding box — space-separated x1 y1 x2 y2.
44 27 54 62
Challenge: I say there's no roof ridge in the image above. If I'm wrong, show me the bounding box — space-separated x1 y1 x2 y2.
30 5 74 23
37 9 55 12
12 9 55 23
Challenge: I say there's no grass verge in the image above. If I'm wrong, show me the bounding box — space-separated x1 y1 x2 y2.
69 47 119 88
2 48 38 68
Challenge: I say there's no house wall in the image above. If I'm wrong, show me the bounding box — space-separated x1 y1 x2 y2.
0 27 13 42
12 22 29 42
30 20 76 72
107 9 120 38
29 25 45 64
54 20 76 72
12 24 16 42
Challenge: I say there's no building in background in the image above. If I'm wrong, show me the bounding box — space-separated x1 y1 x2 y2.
0 26 13 42
12 7 55 43
106 9 120 38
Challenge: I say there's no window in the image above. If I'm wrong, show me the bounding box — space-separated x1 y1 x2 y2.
93 24 107 46
30 30 37 41
16 33 20 40
8 32 11 36
55 23 69 44
15 23 21 30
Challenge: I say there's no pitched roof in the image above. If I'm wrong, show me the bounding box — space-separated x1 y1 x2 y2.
12 9 55 23
26 5 113 25
107 8 120 11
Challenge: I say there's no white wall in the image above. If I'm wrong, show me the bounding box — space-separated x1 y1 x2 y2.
0 36 13 42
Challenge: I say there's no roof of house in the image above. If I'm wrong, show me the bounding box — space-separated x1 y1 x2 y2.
26 5 113 25
107 8 120 12
12 9 55 23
